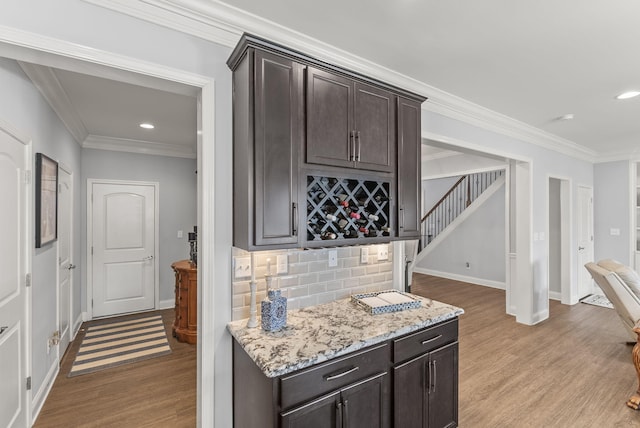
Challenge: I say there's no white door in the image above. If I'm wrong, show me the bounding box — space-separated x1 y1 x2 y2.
577 186 594 298
57 166 73 354
0 127 29 428
90 181 157 317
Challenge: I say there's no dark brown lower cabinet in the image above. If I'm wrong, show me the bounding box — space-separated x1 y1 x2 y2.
394 342 458 428
281 372 388 428
232 318 458 428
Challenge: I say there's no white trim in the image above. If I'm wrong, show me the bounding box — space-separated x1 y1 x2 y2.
83 134 196 159
158 298 175 310
549 291 562 301
547 175 575 306
82 0 604 163
413 267 506 290
71 313 83 341
421 150 460 162
17 62 88 144
422 131 533 164
86 179 160 319
629 161 637 271
421 163 508 181
531 309 550 325
31 361 59 424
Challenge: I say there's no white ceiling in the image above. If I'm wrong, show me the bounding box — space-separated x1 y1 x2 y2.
20 1 640 160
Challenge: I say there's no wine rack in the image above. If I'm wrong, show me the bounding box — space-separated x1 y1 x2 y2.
306 175 391 242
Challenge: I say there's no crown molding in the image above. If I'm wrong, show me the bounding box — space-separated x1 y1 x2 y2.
18 62 88 145
82 0 604 163
83 134 196 158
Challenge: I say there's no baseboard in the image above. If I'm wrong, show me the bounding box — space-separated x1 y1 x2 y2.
413 267 506 290
549 291 562 301
71 313 84 341
158 299 174 310
531 308 550 325
31 360 59 424
81 311 90 322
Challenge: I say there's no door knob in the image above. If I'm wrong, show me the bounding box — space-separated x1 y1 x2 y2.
578 246 585 250
68 264 76 270
143 255 154 261
0 326 8 336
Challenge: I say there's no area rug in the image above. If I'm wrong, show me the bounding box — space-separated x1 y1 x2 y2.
68 314 171 377
580 294 614 309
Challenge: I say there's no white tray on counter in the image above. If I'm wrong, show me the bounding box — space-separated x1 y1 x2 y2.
351 290 422 315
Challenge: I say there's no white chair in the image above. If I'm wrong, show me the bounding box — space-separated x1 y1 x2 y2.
584 260 640 342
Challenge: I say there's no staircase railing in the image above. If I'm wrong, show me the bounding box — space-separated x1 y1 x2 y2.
420 169 504 249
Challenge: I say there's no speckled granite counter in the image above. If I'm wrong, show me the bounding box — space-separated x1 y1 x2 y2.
227 294 464 378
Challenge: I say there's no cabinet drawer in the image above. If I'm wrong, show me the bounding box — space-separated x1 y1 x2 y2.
393 318 457 363
280 343 389 410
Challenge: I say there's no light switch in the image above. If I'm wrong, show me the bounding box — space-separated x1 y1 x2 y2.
234 257 251 279
177 230 183 238
377 244 389 261
361 247 369 264
276 254 288 274
611 228 621 236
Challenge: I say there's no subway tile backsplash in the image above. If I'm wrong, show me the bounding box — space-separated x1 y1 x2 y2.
231 244 394 321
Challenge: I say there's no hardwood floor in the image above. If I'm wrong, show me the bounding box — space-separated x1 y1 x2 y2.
34 277 640 427
411 274 640 427
34 309 196 428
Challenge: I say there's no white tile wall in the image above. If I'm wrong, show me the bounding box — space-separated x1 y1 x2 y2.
231 244 394 321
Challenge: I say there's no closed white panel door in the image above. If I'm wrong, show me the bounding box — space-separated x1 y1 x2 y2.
0 128 28 428
92 182 156 317
57 167 72 354
577 186 594 298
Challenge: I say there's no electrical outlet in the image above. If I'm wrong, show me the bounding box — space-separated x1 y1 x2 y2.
361 247 369 264
177 230 183 238
277 254 288 274
328 250 338 267
377 244 388 261
234 257 252 279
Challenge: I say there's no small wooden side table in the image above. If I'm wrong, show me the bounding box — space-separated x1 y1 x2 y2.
627 320 640 409
172 260 197 344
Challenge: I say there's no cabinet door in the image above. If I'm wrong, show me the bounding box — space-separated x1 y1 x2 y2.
341 372 390 428
394 353 428 428
254 50 302 246
354 83 395 172
281 390 341 428
397 97 422 238
428 343 458 428
306 66 354 168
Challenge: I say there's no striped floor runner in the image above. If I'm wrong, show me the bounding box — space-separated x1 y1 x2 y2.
68 314 171 377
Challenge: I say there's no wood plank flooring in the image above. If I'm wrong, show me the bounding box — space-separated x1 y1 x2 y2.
411 274 640 427
34 309 196 428
35 276 640 427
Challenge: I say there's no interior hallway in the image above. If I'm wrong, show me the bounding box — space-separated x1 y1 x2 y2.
34 309 196 428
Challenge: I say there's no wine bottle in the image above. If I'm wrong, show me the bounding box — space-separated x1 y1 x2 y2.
364 212 379 222
358 226 370 235
374 195 390 203
321 231 337 240
343 228 358 238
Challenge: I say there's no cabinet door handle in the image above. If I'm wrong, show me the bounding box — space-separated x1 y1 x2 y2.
432 359 437 393
356 131 361 162
292 203 298 235
399 207 405 229
336 401 343 427
343 399 349 428
349 130 356 161
421 334 442 345
324 366 359 381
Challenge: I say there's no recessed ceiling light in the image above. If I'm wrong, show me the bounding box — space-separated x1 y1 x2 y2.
616 91 640 100
558 113 575 121
139 122 155 129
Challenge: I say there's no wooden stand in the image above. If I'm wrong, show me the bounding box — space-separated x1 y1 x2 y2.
172 260 197 344
627 321 640 409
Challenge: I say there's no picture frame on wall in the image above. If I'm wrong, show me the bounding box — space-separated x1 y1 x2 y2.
35 153 58 248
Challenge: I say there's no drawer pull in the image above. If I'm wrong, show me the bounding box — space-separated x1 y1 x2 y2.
421 334 442 345
324 366 359 381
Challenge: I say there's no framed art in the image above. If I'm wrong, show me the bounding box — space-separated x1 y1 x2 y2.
35 153 58 248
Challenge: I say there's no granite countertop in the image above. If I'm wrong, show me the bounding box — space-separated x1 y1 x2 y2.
227 294 464 378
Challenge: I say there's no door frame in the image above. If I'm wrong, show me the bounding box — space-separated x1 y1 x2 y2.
577 185 595 298
86 179 160 320
0 28 216 426
547 175 573 305
0 117 33 428
56 162 74 358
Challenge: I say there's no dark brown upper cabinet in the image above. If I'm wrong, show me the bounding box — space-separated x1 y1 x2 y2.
397 97 422 238
230 48 303 250
228 34 425 250
306 66 395 173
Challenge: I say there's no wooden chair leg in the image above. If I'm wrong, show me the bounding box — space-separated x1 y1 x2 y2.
627 329 640 410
